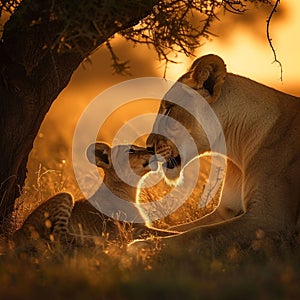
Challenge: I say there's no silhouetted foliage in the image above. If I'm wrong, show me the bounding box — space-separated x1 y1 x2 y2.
0 0 276 73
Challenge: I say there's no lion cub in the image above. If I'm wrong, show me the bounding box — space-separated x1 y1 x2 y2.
13 142 166 248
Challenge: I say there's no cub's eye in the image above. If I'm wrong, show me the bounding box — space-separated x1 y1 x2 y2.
126 148 136 154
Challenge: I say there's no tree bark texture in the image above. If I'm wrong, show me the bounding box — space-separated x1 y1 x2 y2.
0 0 158 234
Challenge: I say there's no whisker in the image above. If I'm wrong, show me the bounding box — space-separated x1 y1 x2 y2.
170 157 177 167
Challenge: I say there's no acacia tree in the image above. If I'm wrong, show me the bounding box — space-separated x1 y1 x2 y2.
0 0 278 234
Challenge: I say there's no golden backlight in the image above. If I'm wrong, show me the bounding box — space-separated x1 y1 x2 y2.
98 99 160 145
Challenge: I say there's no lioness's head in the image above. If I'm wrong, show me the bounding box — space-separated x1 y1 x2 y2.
87 142 158 184
147 54 226 182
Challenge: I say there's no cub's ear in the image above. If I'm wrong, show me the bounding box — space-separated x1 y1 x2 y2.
86 142 111 169
181 54 226 104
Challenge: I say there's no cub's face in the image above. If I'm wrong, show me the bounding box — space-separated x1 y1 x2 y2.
87 143 158 181
111 144 158 178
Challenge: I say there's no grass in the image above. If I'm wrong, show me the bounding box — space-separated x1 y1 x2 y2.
1 236 300 299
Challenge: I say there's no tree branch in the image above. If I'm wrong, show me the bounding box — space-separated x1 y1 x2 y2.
266 0 282 81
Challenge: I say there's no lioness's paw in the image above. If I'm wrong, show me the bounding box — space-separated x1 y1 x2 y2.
126 239 163 263
127 239 156 254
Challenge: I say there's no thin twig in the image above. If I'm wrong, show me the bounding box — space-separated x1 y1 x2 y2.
266 0 283 81
105 39 131 75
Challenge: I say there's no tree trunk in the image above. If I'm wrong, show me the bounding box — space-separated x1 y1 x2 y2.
0 0 158 235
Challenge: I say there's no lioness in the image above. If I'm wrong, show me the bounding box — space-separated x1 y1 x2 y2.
131 54 300 253
13 142 172 248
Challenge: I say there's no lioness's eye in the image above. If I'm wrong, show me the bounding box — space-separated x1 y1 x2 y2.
162 105 172 116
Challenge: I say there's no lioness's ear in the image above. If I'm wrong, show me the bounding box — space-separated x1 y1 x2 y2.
86 142 111 169
185 54 226 104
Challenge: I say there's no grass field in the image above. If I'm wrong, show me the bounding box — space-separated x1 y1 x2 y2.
1 233 300 299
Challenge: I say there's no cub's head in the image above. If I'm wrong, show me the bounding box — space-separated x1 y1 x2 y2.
147 54 226 182
87 142 157 184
